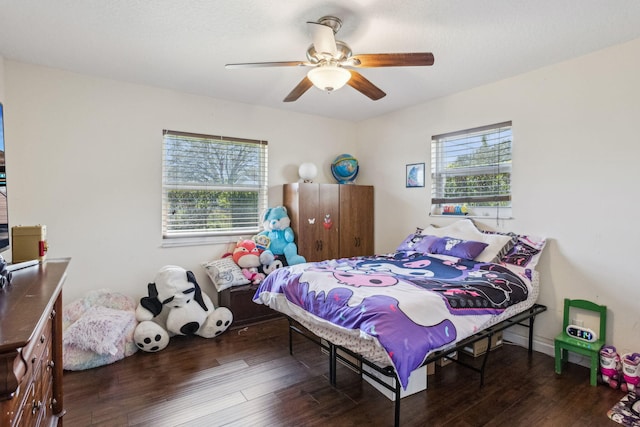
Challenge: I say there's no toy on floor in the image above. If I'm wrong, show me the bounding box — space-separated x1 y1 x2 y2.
134 265 233 352
259 205 306 266
620 352 640 393
600 345 622 388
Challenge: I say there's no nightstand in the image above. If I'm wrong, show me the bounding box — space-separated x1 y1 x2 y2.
219 284 281 328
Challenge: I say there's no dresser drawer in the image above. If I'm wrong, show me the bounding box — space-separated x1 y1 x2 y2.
21 310 53 380
3 380 30 427
13 380 36 427
4 312 54 427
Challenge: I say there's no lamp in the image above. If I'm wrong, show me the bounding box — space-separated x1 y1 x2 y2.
298 162 318 183
307 65 351 92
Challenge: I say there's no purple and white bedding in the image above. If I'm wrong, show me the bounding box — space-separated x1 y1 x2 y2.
254 250 539 389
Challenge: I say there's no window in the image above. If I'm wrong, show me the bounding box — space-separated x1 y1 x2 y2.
431 121 512 217
162 130 268 239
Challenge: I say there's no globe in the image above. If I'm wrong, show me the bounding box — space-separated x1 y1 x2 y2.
331 154 359 184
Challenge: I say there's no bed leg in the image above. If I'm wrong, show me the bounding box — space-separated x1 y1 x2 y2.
394 379 401 427
329 343 337 386
288 319 293 355
528 313 536 354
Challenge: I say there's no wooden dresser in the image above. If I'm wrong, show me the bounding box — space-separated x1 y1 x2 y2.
0 258 70 427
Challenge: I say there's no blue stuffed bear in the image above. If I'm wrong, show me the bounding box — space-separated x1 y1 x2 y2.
259 206 306 265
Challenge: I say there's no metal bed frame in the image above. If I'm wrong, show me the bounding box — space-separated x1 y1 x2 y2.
287 303 548 427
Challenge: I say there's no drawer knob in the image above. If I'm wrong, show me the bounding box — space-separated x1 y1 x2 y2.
32 400 42 414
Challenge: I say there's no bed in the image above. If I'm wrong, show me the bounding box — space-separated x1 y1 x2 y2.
253 219 547 425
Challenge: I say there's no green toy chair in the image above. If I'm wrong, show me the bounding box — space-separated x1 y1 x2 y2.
554 298 607 386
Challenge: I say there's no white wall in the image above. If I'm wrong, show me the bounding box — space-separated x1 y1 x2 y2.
3 37 639 360
358 38 640 357
2 61 357 304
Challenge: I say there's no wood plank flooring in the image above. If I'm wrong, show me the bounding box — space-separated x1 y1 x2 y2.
63 318 625 426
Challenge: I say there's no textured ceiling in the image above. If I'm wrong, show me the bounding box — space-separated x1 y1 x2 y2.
1 0 640 121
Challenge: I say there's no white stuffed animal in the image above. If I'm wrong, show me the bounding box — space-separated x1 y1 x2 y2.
134 265 233 352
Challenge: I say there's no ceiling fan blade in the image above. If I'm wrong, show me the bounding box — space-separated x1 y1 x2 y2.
347 70 386 100
307 22 337 57
283 77 314 102
226 61 309 69
349 52 434 67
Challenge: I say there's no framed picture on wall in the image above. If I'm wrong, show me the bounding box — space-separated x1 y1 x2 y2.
406 163 425 188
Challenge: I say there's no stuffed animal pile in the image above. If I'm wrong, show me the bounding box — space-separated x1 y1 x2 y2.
133 265 233 352
233 239 270 284
219 205 306 286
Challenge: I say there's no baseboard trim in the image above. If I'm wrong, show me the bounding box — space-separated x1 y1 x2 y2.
503 330 592 368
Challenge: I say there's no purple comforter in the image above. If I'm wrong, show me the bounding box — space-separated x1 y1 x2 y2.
254 251 531 388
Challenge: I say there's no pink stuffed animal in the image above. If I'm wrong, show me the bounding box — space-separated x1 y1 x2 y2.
232 240 265 285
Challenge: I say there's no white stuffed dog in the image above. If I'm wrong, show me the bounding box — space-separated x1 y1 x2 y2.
134 265 233 352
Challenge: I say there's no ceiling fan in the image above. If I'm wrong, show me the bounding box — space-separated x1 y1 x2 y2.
225 16 435 102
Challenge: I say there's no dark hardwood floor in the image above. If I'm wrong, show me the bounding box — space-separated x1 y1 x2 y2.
63 318 624 426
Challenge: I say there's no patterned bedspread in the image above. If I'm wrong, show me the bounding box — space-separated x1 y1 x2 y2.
253 251 532 389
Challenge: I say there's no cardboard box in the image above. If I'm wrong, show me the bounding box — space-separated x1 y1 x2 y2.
426 362 435 375
363 363 433 401
12 225 48 263
462 331 503 357
436 351 458 367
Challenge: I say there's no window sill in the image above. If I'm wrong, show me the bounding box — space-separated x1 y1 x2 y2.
428 214 514 220
161 234 253 248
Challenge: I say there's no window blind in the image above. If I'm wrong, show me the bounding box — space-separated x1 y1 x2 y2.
162 130 268 238
431 121 512 207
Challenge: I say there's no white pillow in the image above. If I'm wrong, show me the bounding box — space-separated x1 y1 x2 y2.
422 219 512 263
63 306 136 355
202 257 250 292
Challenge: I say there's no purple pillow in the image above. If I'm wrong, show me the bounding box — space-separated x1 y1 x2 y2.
396 233 439 253
412 235 439 253
427 236 489 260
396 233 429 252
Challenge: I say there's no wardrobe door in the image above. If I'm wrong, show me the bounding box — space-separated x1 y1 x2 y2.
339 185 374 258
315 184 340 261
284 183 339 262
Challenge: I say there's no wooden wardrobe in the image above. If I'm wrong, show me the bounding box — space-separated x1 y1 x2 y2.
283 183 374 262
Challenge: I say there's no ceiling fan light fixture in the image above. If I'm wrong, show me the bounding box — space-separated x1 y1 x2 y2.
307 66 351 92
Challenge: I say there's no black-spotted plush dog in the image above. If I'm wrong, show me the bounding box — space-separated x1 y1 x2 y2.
134 265 233 352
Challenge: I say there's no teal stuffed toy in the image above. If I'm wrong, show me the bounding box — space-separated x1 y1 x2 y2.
259 206 306 265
